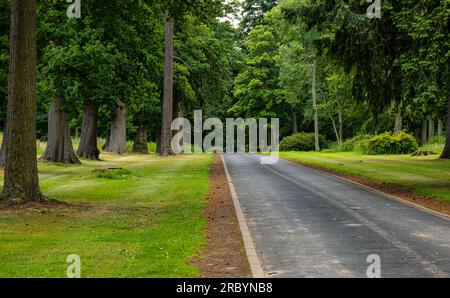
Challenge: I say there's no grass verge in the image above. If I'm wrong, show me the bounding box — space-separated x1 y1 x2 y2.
0 153 212 278
278 151 450 203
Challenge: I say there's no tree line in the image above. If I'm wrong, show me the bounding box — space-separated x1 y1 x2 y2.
231 0 449 156
0 0 236 203
0 0 449 203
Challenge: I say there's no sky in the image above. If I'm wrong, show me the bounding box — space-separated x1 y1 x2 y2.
219 0 242 28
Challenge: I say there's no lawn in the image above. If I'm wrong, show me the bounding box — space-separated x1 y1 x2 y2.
0 153 212 278
278 151 450 203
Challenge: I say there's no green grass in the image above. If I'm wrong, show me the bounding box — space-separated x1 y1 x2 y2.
277 151 450 203
0 153 212 278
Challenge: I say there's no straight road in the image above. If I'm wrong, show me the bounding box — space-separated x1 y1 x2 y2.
223 154 450 278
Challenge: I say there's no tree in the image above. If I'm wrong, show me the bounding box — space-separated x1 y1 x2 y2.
104 99 127 154
241 0 278 34
157 0 222 156
1 0 45 203
160 11 174 156
77 100 100 160
231 9 286 122
0 0 9 167
39 94 80 164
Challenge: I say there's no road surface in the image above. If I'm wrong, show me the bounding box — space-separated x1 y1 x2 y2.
223 154 450 278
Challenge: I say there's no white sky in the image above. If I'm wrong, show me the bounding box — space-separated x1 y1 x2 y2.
219 0 242 28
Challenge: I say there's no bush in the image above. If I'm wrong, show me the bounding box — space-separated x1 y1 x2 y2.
428 135 446 145
280 133 328 152
337 134 373 152
363 131 418 155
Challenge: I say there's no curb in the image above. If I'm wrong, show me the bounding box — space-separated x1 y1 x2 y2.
221 155 265 278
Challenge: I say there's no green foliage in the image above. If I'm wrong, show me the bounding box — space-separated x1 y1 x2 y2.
337 134 373 152
428 135 446 145
241 0 278 33
363 132 418 155
280 132 327 152
420 135 446 153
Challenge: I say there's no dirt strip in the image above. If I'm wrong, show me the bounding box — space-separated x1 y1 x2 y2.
286 159 450 217
191 155 251 278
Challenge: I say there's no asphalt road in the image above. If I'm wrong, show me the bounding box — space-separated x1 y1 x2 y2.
223 154 450 278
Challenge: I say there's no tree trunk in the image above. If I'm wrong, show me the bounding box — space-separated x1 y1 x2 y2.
133 124 148 154
0 126 6 167
102 133 110 151
422 120 428 145
438 119 444 136
428 117 435 140
160 11 174 157
440 96 450 159
330 115 340 144
156 132 162 155
394 111 403 135
312 61 320 151
338 111 343 143
40 95 80 164
292 109 298 134
77 100 100 160
105 99 127 155
1 0 45 203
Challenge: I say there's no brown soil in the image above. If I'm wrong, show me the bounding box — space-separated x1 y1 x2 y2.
191 155 251 278
292 160 450 217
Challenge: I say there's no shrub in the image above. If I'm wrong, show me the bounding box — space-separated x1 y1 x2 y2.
280 133 328 152
428 135 446 145
363 131 418 155
337 134 373 152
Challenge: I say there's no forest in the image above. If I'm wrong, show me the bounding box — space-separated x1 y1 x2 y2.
0 0 449 279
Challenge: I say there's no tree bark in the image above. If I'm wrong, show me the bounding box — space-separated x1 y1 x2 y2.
160 11 174 157
394 111 403 135
338 111 343 143
292 109 298 134
0 125 6 167
428 117 435 140
312 61 320 151
1 0 45 203
438 119 444 136
422 120 428 145
77 100 100 160
440 96 450 159
102 133 110 151
133 125 148 154
156 132 162 155
105 99 127 155
329 114 340 144
40 95 80 164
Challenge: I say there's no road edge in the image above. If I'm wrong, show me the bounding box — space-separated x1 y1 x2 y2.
221 154 265 278
282 158 450 222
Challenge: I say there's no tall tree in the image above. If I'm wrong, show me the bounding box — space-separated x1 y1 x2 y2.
1 0 45 202
0 0 10 167
157 0 221 156
241 0 278 33
311 60 319 151
160 11 174 156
